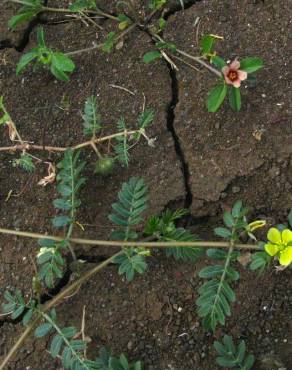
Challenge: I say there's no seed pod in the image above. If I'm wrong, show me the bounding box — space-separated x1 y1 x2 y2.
94 156 115 175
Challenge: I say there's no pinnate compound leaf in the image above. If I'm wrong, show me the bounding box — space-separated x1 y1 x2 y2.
109 177 148 240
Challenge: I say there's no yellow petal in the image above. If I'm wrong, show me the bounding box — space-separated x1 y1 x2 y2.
265 243 279 256
267 228 281 244
279 246 292 266
281 229 292 244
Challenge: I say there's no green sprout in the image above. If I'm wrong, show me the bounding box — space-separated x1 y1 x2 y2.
16 27 75 81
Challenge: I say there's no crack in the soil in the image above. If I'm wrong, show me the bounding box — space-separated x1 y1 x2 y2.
0 254 110 328
164 0 200 20
166 65 193 209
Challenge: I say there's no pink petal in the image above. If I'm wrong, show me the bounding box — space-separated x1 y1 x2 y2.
230 59 240 70
233 79 241 88
224 75 233 85
238 70 247 81
222 66 230 76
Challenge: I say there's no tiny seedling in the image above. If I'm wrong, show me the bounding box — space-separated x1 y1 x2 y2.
16 27 75 81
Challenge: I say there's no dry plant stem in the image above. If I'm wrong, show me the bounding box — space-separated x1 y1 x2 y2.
0 227 261 250
0 252 122 370
152 33 222 78
177 49 222 77
65 23 137 57
7 0 118 21
0 130 138 153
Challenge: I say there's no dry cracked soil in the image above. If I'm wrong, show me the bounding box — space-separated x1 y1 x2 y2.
0 1 291 369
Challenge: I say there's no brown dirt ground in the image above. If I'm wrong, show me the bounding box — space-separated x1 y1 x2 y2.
0 1 291 369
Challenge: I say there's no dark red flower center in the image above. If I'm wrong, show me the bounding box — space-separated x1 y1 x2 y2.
228 70 238 82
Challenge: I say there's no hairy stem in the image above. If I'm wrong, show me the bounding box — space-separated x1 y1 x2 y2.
0 252 121 370
39 311 90 369
0 227 260 250
65 23 137 56
151 32 222 77
0 130 139 153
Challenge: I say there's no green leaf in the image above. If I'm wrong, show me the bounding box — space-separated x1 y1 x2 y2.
62 347 72 368
214 227 232 239
207 83 227 112
11 305 25 320
199 265 224 278
53 199 72 211
22 307 34 326
13 153 36 172
62 327 78 338
52 215 71 228
50 334 63 358
229 86 241 111
51 53 75 72
69 0 97 11
143 51 162 64
164 228 204 262
102 31 116 53
211 55 226 69
16 50 38 74
82 96 101 136
37 27 46 48
288 210 292 228
109 177 148 241
232 201 243 218
137 108 154 129
50 64 70 82
223 212 234 228
243 354 255 370
35 323 53 337
250 251 270 272
240 57 263 73
115 250 147 281
207 249 228 260
201 34 215 55
8 12 36 28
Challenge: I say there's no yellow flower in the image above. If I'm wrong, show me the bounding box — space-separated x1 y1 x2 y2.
265 228 292 266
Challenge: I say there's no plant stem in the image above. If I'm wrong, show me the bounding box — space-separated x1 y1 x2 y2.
7 0 118 21
209 238 235 325
0 252 121 370
65 22 137 56
39 311 90 370
0 227 261 250
151 32 222 77
0 130 139 153
176 49 222 77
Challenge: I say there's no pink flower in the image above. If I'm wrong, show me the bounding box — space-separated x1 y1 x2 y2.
222 59 247 88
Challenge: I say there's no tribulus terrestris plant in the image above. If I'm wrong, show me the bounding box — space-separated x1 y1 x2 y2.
1 155 291 368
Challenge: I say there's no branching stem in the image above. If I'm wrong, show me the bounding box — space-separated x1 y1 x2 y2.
0 130 139 153
0 227 260 250
0 252 121 370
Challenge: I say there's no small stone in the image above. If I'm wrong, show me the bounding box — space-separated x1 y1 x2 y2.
232 186 240 194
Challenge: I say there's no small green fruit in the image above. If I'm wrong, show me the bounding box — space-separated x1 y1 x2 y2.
94 156 115 175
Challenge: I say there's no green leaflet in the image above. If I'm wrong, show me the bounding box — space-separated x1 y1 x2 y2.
214 335 255 370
